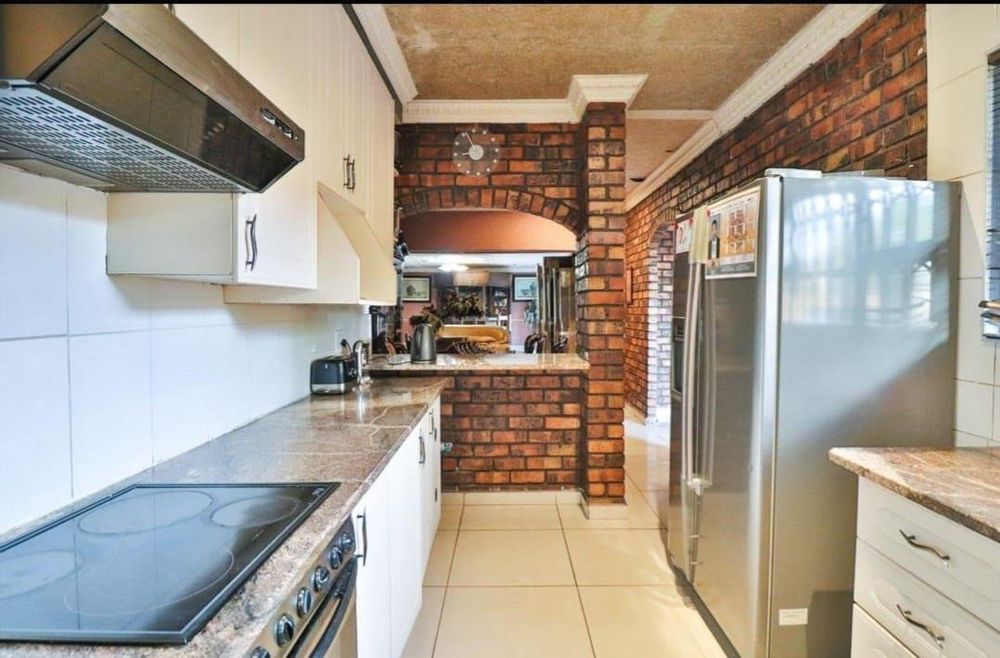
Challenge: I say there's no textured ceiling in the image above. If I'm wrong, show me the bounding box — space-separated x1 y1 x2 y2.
384 4 824 109
626 118 705 191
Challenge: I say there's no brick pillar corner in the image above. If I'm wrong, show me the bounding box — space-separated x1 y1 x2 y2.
575 102 626 505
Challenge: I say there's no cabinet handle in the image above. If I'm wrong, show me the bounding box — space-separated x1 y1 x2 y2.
419 433 426 465
430 411 437 439
348 157 356 191
899 530 950 566
244 213 258 271
895 604 945 648
355 511 368 566
343 156 351 189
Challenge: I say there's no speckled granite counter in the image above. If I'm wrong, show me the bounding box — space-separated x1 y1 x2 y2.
368 351 589 373
829 446 1000 543
0 377 448 658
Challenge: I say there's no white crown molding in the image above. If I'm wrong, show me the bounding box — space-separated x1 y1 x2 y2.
626 109 714 121
626 3 883 210
351 4 418 104
402 74 648 124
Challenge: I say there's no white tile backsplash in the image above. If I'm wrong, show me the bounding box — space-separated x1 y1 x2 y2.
955 171 986 281
69 332 154 498
927 66 986 182
0 169 68 339
0 337 72 531
0 165 367 533
956 278 995 384
955 379 993 438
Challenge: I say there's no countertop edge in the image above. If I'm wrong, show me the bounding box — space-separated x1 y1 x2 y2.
829 448 1000 544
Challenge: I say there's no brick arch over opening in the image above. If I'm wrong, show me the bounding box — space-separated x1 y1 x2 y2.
396 189 581 237
644 218 675 423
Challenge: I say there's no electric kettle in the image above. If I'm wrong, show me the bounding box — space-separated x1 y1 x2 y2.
411 323 437 363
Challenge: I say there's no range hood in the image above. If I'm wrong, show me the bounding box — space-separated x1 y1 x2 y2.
0 4 304 192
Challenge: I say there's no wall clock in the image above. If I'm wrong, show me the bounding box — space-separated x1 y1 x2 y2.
452 127 500 176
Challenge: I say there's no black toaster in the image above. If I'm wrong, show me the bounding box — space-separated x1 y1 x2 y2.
310 354 359 395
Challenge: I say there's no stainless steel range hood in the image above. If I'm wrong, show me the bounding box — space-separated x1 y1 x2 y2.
0 4 304 192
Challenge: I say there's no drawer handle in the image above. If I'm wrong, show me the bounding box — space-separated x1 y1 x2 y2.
899 530 950 566
896 604 945 648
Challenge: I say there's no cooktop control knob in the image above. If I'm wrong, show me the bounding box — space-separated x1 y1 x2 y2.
312 565 331 592
296 587 313 617
328 546 344 569
274 614 295 646
336 533 354 553
250 648 271 658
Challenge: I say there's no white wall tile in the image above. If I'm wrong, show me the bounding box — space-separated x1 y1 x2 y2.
0 168 67 339
150 327 213 463
955 379 993 438
955 430 990 448
957 278 995 383
149 279 232 330
69 332 153 498
956 172 987 280
928 67 987 181
927 4 1000 91
67 184 150 335
0 337 72 532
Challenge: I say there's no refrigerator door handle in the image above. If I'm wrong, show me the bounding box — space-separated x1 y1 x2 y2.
683 262 704 492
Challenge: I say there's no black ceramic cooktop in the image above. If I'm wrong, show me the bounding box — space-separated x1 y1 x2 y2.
0 482 338 645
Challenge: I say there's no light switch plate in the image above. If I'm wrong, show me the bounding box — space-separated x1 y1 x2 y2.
778 608 809 626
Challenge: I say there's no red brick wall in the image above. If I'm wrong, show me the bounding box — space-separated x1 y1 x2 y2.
395 123 581 234
624 4 928 417
377 371 585 489
577 103 627 504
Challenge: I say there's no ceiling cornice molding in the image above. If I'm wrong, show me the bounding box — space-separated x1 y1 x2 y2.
625 3 883 211
627 109 714 121
351 4 418 104
402 74 648 124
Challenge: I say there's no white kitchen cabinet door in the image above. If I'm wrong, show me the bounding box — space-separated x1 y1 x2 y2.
235 4 316 289
355 471 393 658
420 403 442 569
172 4 239 68
388 430 423 657
311 5 348 195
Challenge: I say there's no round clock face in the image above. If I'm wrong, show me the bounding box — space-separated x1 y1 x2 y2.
452 128 501 176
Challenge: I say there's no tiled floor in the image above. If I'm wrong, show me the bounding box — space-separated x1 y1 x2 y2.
401 427 727 658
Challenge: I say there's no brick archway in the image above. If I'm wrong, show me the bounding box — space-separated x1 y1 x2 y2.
396 188 580 237
645 217 674 424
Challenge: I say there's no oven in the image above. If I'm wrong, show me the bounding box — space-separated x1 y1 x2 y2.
289 558 357 658
247 516 357 658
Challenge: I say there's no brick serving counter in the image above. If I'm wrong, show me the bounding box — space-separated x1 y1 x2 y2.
369 353 594 492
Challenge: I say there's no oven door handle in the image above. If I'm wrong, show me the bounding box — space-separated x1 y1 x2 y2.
290 558 357 658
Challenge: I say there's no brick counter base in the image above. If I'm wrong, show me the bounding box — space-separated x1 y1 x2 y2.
376 370 585 490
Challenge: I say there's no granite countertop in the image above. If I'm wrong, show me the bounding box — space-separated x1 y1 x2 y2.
829 446 1000 543
368 351 589 372
0 377 449 658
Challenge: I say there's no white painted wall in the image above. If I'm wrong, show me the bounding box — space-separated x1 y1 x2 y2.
927 4 1000 448
0 165 368 533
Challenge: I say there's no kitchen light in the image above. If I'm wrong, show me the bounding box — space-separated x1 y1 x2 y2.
438 263 468 272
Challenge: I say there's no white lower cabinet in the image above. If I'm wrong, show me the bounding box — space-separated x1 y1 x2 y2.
355 398 442 658
851 480 1000 657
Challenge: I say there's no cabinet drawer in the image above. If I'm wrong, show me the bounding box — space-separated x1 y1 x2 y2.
853 604 917 657
855 539 1000 657
857 479 1000 629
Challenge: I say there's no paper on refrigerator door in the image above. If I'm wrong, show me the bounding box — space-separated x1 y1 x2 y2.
688 206 710 264
703 187 760 279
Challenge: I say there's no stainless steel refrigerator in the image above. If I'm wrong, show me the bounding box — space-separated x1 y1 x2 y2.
537 256 576 353
668 170 958 658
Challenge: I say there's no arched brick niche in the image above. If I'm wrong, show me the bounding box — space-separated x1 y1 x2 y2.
395 122 583 236
395 106 628 505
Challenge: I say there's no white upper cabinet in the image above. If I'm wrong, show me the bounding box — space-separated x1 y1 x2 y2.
106 4 396 298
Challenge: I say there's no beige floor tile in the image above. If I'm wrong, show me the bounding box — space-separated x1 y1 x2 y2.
441 492 464 506
449 530 575 586
636 486 670 525
564 529 674 585
558 498 660 530
400 587 446 658
424 530 458 586
579 585 722 658
438 505 462 530
460 504 561 530
625 452 671 491
463 491 557 505
434 587 594 658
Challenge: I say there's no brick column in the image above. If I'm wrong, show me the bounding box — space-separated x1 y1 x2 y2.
576 102 626 505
